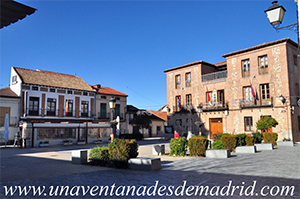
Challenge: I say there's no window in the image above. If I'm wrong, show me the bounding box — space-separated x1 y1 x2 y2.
67 90 72 94
186 94 192 105
298 116 300 132
260 84 270 105
296 83 299 98
243 86 253 101
244 117 253 131
100 103 107 118
37 128 76 140
29 97 39 116
185 72 191 87
259 55 268 74
65 99 73 117
116 97 120 100
115 104 120 119
242 59 250 77
294 55 298 66
217 90 225 107
47 98 56 116
12 75 17 84
175 75 181 89
81 101 88 117
101 96 106 99
175 95 181 111
83 92 87 96
32 86 38 91
50 88 55 92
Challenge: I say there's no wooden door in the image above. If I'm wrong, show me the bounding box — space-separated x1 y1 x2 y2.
209 118 223 139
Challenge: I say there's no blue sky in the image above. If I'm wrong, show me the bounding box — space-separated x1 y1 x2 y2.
1 0 298 110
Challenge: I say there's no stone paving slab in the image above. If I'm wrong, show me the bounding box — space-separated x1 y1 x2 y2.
0 141 299 198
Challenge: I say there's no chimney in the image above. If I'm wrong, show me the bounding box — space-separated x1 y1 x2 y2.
97 84 101 89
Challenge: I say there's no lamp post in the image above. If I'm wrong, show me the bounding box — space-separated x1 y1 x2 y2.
109 97 116 140
195 104 203 136
279 95 291 140
265 1 300 44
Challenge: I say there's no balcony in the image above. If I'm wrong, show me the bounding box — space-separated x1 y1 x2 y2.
258 66 268 75
201 70 227 82
240 97 273 108
201 101 229 112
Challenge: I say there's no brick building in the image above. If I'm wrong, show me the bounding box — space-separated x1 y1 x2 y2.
164 38 300 142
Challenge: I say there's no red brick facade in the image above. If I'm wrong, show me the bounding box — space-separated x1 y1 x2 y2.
164 38 300 141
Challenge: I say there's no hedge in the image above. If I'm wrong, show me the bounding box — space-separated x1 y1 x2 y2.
89 146 109 166
188 136 208 157
245 136 254 146
170 137 187 156
252 132 263 144
221 135 238 151
212 140 224 149
237 133 247 146
263 132 278 146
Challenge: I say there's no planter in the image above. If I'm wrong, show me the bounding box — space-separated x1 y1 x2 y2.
152 144 165 155
39 141 49 147
77 141 86 145
128 157 161 171
254 143 273 151
72 150 88 164
235 146 256 153
277 141 294 147
63 139 73 146
94 139 102 144
206 149 230 158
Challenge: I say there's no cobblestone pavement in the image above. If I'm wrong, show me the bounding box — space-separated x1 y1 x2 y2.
0 140 299 198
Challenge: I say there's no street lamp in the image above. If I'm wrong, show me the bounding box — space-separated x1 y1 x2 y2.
195 104 203 136
279 95 291 140
197 104 203 113
265 1 286 27
264 1 299 44
109 97 117 139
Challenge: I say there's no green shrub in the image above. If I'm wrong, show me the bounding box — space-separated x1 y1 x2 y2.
252 132 263 144
237 133 247 146
256 116 278 132
245 136 254 146
108 139 139 168
89 146 109 166
170 137 187 156
212 133 230 141
188 136 208 157
263 132 278 146
212 140 224 149
127 139 139 158
221 135 238 151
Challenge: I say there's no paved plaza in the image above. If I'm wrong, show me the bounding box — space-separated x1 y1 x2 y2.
0 140 299 198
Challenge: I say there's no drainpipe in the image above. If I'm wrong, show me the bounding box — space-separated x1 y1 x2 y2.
31 122 34 147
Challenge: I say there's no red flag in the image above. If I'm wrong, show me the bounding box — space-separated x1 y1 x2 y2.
206 86 211 102
177 96 181 109
250 83 255 98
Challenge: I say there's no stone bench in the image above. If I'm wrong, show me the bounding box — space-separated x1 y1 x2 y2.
72 150 88 164
235 146 256 153
277 141 294 147
254 143 273 151
128 157 161 171
206 149 230 158
152 144 165 155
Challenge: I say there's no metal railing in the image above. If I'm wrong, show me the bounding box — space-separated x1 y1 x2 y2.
240 97 273 108
258 66 268 75
201 70 227 82
202 101 228 110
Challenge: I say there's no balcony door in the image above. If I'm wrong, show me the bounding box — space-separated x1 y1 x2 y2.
29 97 39 116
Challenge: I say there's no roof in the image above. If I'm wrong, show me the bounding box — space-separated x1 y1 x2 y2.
91 85 127 97
222 38 298 58
163 60 216 73
1 0 36 29
0 87 19 98
146 110 167 121
13 67 94 91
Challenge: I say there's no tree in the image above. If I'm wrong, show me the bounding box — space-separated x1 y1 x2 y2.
132 113 152 134
256 116 278 133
